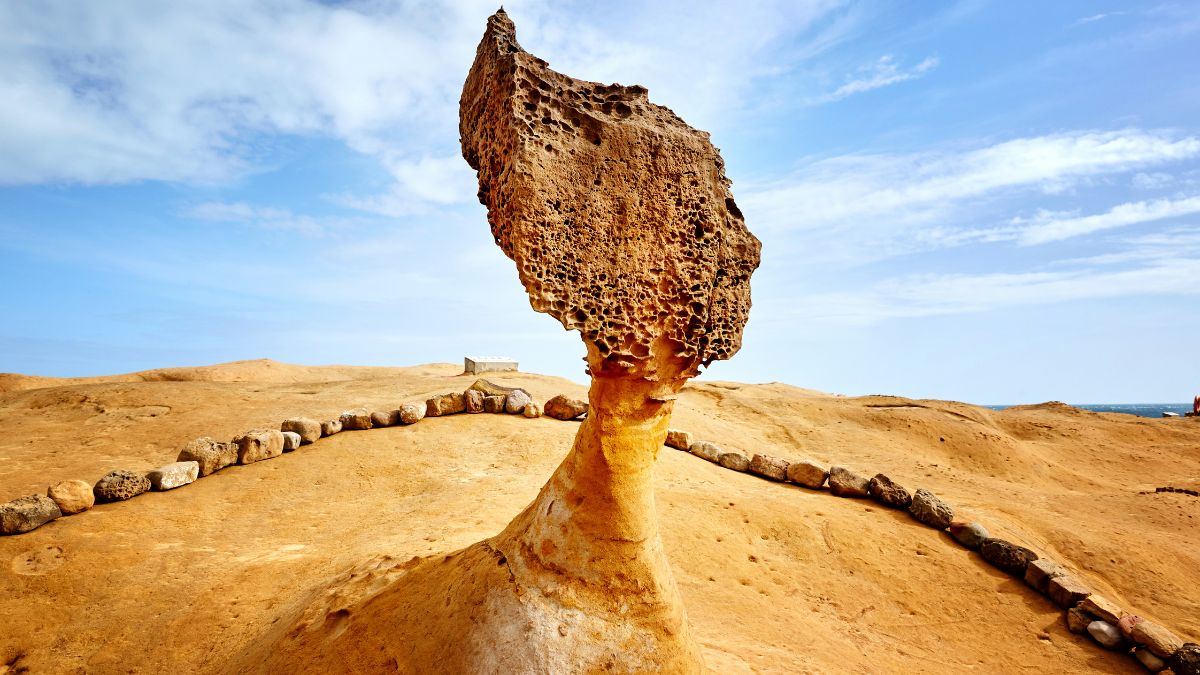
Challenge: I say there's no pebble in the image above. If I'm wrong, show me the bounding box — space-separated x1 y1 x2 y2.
523 402 541 418
689 441 722 463
147 461 199 491
177 436 238 477
908 488 953 529
281 417 322 444
1138 648 1167 673
505 389 532 414
1169 643 1200 675
47 479 95 515
868 473 912 508
464 389 485 414
1088 621 1124 649
234 429 285 465
544 394 588 420
0 495 62 534
281 431 302 452
718 450 751 472
483 395 506 414
979 537 1038 576
322 419 343 436
948 521 989 550
786 460 828 488
748 454 789 481
828 466 870 497
339 408 373 430
397 402 426 424
426 393 466 417
93 470 151 503
665 429 692 450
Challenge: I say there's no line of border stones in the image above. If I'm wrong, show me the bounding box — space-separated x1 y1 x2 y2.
664 428 1200 675
2 388 1194 673
0 381 591 536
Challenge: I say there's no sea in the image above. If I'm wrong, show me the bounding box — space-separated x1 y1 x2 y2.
986 403 1194 418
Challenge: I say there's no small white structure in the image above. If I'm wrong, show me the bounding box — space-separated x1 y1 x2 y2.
464 356 518 375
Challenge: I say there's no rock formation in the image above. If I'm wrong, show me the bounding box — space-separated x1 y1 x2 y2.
251 9 758 673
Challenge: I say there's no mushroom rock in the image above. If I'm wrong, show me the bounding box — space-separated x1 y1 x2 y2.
252 9 759 673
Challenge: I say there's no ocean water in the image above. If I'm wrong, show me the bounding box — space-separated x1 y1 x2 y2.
987 403 1194 418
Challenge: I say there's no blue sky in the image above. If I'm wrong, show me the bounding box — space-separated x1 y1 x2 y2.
2 1 1198 404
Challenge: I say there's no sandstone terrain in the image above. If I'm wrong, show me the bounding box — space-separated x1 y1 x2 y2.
1 359 1197 673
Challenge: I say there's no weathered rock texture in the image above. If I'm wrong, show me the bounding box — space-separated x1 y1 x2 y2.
93 470 150 503
261 10 759 673
281 418 322 444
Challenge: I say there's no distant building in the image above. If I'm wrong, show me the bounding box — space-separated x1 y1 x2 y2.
464 356 518 375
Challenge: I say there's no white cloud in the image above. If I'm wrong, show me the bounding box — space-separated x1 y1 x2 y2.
1015 194 1200 245
1072 11 1128 26
810 54 939 104
183 201 359 236
739 129 1200 263
1132 171 1175 189
789 256 1200 324
0 0 854 209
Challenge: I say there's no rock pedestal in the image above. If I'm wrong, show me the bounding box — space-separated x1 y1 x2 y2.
255 10 760 673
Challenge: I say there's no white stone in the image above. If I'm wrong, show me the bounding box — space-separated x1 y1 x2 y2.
464 356 518 375
147 461 199 491
282 431 302 452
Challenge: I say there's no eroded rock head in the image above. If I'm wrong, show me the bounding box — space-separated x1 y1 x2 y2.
461 9 760 380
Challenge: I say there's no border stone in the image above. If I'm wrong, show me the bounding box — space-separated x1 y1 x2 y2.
281 418 322 444
47 480 94 515
544 394 588 420
828 466 870 497
748 454 789 481
177 437 238 477
523 402 541 418
281 431 302 452
465 389 485 414
908 488 953 529
948 521 989 550
371 410 399 427
979 537 1038 576
689 441 722 463
93 470 151 503
1079 595 1125 625
427 393 467 417
868 474 912 508
718 450 750 472
339 408 373 431
0 495 61 534
665 429 692 451
1169 643 1200 675
1132 620 1184 659
322 419 343 437
1024 557 1066 594
1048 574 1092 609
148 462 199 491
235 429 285 465
505 389 532 414
786 460 827 488
398 403 426 425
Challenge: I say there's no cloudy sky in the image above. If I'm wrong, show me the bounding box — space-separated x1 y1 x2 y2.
2 1 1198 404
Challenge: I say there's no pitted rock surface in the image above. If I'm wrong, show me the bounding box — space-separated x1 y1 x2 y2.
460 9 761 379
93 470 151 503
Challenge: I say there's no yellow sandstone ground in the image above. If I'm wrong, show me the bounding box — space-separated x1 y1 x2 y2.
1 360 1197 673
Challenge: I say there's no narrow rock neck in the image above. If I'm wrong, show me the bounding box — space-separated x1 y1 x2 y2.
497 374 685 595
